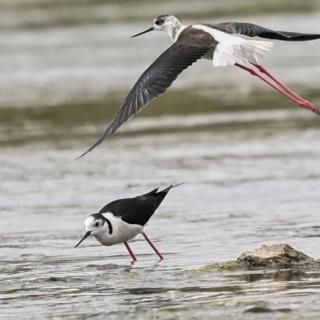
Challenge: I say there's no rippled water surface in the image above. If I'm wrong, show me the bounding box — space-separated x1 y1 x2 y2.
1 109 320 319
1 1 320 319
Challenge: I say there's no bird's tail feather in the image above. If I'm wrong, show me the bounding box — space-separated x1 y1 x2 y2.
243 40 274 64
158 183 184 194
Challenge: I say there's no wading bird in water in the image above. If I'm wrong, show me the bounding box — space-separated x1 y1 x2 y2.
75 185 179 262
79 14 320 158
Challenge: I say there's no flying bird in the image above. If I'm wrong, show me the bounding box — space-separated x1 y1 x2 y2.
75 185 180 262
79 14 320 158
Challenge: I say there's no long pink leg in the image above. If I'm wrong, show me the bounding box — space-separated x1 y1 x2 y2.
252 63 305 101
124 241 137 262
235 63 320 115
142 232 164 260
253 63 320 114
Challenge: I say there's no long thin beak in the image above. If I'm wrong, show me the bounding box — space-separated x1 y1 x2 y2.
74 231 91 248
131 27 154 38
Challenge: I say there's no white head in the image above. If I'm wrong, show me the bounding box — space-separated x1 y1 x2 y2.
131 14 183 41
74 213 111 247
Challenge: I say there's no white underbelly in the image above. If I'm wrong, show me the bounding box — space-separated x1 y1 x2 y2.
192 24 273 67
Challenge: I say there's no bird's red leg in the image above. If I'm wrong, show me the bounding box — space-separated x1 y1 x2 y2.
252 63 304 101
252 63 320 114
124 241 137 262
235 63 320 115
142 232 164 260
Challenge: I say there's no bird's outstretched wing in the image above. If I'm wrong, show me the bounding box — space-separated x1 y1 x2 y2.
211 22 320 41
78 29 215 158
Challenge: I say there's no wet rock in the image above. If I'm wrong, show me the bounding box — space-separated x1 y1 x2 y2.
238 243 318 268
198 260 242 272
198 243 320 272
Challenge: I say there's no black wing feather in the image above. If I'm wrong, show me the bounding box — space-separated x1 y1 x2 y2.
98 186 175 226
78 40 212 158
212 22 320 41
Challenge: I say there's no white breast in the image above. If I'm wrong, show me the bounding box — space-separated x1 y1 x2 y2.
192 24 273 67
94 212 143 246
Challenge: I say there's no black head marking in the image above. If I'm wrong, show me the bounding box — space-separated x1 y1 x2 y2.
91 213 113 234
154 14 171 26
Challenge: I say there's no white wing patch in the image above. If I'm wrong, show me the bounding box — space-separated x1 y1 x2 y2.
192 24 274 67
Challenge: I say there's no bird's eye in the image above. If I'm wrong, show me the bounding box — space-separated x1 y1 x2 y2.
155 19 164 26
95 222 99 227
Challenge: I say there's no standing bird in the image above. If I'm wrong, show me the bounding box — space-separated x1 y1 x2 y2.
75 185 179 262
79 14 320 158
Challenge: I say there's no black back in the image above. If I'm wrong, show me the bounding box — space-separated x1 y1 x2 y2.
99 186 175 226
211 22 320 41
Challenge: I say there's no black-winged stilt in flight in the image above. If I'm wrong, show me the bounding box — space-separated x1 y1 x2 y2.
79 14 320 158
75 185 179 262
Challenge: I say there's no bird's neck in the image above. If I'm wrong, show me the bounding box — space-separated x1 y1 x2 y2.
168 22 185 42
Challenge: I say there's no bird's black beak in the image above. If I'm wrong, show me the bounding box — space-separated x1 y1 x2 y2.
74 231 91 248
131 27 154 38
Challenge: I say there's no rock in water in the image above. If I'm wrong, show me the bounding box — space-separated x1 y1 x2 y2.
238 243 315 268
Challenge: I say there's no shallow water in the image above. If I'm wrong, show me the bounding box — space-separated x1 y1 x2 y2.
1 109 320 319
1 1 320 319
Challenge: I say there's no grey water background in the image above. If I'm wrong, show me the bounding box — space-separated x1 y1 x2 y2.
1 1 320 319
